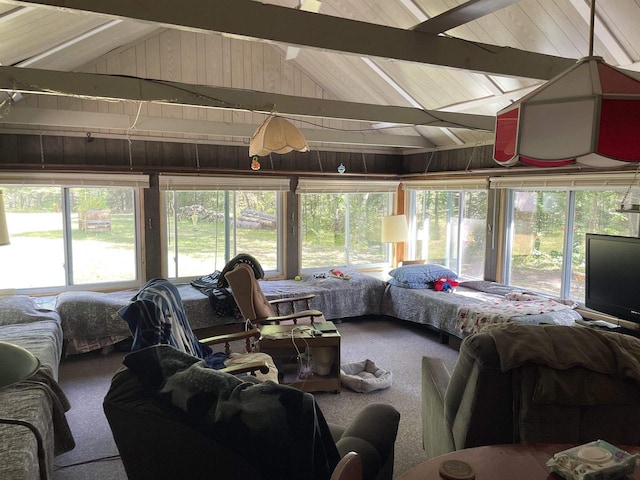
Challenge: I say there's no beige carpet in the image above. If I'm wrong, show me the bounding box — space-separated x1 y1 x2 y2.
54 316 460 479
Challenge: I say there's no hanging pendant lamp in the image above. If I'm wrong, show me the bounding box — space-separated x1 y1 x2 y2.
493 0 640 168
249 114 309 157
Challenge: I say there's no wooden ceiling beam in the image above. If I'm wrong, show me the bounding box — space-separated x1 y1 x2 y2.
9 0 576 80
0 65 496 132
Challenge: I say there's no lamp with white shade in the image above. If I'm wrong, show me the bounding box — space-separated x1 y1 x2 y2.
381 214 408 267
249 114 309 157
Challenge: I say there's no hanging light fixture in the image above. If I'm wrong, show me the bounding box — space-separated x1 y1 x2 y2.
493 0 640 168
0 190 10 246
249 114 309 157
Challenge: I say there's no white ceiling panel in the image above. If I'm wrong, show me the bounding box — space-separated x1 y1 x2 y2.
0 0 638 156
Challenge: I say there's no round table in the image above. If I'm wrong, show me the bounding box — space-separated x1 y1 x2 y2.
397 443 640 480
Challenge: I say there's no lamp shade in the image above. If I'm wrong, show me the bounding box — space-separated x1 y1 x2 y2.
249 115 309 157
0 341 40 389
0 190 9 246
381 215 408 243
493 56 640 168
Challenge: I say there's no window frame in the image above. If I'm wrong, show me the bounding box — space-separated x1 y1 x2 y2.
403 178 489 279
0 172 147 294
296 179 399 271
159 175 289 281
491 172 640 300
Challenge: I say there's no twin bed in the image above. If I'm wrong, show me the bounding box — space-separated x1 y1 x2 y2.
381 279 581 340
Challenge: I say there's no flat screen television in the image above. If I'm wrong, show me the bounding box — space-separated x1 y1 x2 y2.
585 233 640 325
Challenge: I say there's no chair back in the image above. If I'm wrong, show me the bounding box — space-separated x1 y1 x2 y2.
225 263 275 323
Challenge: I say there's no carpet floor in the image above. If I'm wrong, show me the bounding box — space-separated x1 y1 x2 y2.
53 316 460 479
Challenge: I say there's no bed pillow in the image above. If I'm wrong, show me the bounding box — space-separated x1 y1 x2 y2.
389 264 458 286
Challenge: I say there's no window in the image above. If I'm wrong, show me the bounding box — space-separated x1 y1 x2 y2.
0 173 146 292
296 179 398 269
161 176 288 279
491 173 640 301
404 179 488 279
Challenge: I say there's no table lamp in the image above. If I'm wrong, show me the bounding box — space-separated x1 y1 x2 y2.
381 215 408 267
0 341 47 479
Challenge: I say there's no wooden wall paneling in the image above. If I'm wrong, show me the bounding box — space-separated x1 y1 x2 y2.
84 136 108 165
143 172 162 280
0 135 18 165
43 135 64 166
144 34 163 126
160 30 185 139
105 138 128 168
222 36 233 131
205 33 225 125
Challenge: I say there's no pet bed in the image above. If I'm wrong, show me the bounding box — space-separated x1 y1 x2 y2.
340 359 392 393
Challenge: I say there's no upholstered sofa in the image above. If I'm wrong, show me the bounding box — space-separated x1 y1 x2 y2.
421 323 640 459
0 295 74 480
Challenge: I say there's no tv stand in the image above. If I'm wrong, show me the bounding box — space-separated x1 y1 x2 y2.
575 307 640 338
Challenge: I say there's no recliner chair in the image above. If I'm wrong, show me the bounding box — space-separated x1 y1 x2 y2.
422 323 640 458
103 345 400 480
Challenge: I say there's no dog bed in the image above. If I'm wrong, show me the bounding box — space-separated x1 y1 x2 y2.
340 359 392 393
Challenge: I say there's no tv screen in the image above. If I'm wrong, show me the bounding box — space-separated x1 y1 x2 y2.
585 233 640 325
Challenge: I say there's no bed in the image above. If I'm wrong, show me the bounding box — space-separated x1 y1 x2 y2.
381 279 582 340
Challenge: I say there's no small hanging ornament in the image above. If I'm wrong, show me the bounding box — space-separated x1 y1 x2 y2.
337 163 346 174
250 156 261 171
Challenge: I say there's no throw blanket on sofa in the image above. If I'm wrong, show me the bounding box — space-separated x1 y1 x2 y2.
124 345 340 480
481 323 640 444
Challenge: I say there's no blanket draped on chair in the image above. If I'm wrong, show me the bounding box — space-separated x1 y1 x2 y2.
117 278 227 369
124 345 340 480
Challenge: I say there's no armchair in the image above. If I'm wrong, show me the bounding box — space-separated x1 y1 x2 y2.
103 345 400 480
225 263 323 325
422 323 640 458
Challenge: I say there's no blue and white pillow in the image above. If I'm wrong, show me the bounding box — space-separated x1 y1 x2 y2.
388 264 458 289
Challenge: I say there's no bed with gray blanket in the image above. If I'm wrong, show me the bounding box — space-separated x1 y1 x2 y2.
381 280 582 340
56 270 387 354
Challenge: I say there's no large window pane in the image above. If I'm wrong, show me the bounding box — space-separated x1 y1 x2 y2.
570 190 639 302
69 187 137 284
165 190 280 278
0 186 65 289
301 192 390 269
508 191 567 296
412 190 486 278
0 185 138 290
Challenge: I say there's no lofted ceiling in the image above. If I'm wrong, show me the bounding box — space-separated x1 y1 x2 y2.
0 0 639 157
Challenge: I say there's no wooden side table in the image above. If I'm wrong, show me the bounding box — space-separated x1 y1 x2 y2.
397 444 640 480
258 322 341 393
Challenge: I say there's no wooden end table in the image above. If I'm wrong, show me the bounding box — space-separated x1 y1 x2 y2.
397 443 640 480
258 322 341 393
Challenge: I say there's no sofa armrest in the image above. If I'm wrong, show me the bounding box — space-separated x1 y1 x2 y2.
332 403 400 480
421 356 455 458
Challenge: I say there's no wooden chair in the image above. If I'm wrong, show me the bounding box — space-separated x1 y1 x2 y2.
224 263 323 325
331 451 363 480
